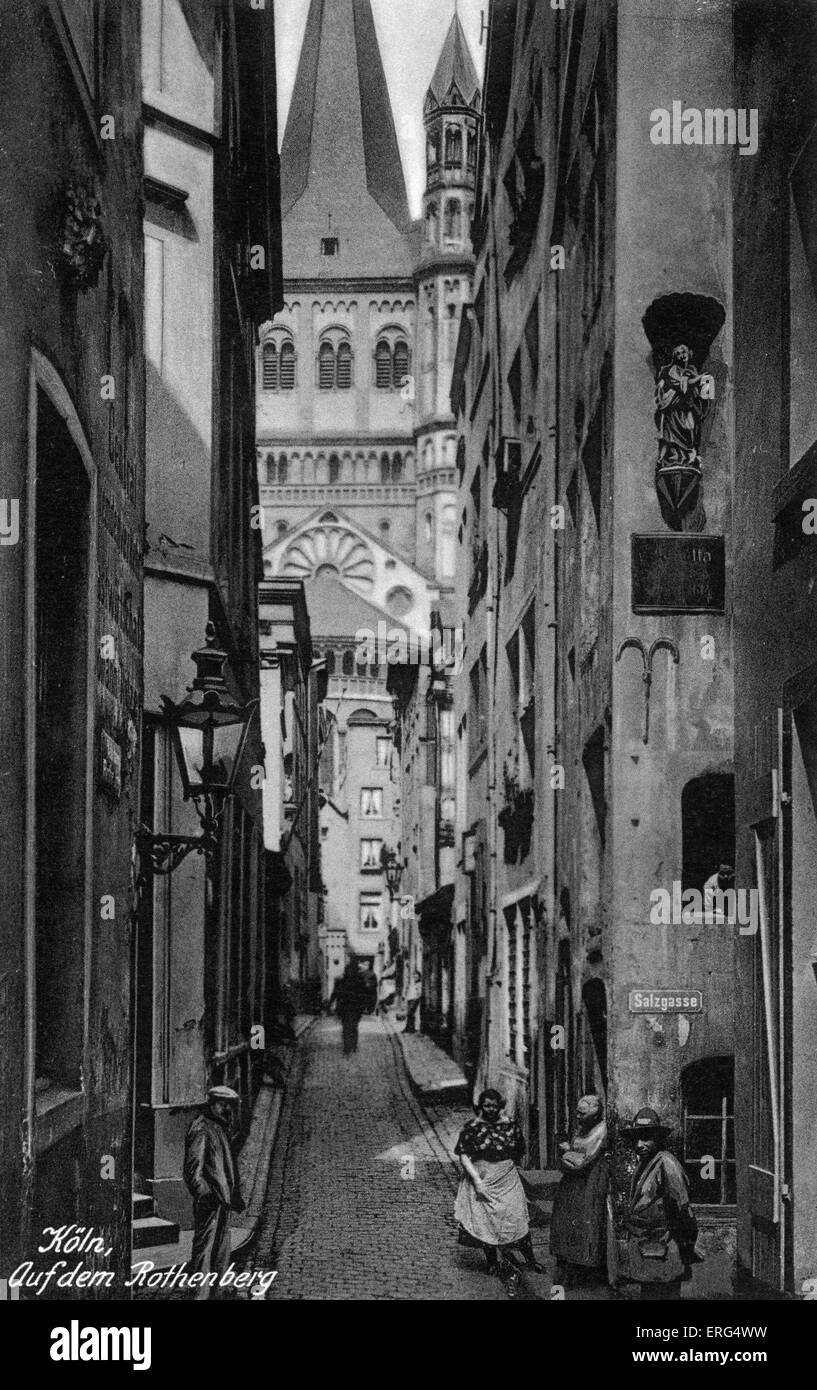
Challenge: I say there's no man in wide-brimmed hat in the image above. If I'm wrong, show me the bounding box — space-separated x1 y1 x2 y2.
184 1085 245 1299
618 1107 700 1300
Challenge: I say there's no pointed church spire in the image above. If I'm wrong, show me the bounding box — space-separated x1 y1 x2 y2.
426 11 481 113
280 0 414 278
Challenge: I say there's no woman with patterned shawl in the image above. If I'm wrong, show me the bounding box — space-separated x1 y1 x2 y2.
454 1089 542 1276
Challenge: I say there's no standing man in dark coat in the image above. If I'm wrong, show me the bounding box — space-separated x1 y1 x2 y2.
184 1085 245 1298
618 1107 700 1300
330 961 366 1054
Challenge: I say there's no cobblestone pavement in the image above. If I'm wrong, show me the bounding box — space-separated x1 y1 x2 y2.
250 1015 521 1301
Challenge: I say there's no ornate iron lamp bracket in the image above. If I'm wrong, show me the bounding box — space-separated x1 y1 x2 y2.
136 791 225 884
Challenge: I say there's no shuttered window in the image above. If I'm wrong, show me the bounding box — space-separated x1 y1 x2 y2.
318 342 335 390
262 343 277 391
336 341 353 390
279 341 295 390
393 340 409 389
375 339 392 389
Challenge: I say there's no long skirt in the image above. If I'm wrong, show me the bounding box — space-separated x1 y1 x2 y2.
455 1158 529 1247
549 1157 608 1267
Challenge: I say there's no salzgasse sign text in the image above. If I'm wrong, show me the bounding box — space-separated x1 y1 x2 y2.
629 989 703 1014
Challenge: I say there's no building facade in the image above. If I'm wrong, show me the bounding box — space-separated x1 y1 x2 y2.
135 0 282 1231
731 0 817 1297
258 3 478 981
0 0 145 1291
259 577 326 1016
453 0 737 1258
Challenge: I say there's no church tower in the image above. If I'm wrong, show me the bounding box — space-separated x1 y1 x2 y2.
415 12 481 587
258 0 420 577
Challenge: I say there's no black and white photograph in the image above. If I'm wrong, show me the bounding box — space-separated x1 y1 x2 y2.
0 0 815 1363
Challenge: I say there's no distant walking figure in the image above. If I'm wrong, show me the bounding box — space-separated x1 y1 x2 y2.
183 1085 245 1299
454 1089 542 1278
331 961 367 1055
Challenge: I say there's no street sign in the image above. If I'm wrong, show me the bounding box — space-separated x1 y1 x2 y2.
628 988 703 1014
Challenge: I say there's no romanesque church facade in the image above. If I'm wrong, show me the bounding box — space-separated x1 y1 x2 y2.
257 2 480 981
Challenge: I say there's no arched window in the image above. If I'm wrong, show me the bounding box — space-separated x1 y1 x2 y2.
467 129 477 169
375 339 392 389
262 342 277 391
425 202 438 243
392 452 403 482
380 451 391 483
424 511 433 543
266 452 288 485
393 340 409 389
342 649 354 676
325 650 336 675
336 341 353 390
318 341 335 390
427 125 441 169
329 453 340 484
280 340 296 390
444 199 462 241
445 125 462 165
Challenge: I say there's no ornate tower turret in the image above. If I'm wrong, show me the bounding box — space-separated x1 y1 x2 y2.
415 11 481 587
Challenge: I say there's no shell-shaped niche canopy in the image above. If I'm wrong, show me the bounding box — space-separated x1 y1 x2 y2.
281 525 375 593
642 293 726 372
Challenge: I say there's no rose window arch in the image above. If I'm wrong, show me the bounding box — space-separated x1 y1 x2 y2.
281 525 375 592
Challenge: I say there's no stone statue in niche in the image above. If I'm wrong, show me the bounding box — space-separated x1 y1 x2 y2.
642 294 725 532
655 344 711 470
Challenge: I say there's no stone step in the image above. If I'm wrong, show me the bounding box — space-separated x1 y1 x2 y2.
131 1192 154 1220
132 1215 180 1250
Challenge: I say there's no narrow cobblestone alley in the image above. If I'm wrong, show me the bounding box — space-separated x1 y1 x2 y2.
251 1018 517 1301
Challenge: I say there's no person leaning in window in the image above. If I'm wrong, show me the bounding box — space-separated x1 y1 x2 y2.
454 1089 542 1278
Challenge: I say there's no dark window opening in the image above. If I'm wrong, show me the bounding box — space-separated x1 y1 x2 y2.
393 340 409 389
445 124 462 165
318 342 335 390
508 349 522 423
262 342 277 390
279 341 295 390
581 980 608 1094
375 339 392 389
525 297 540 381
681 773 735 893
681 1057 736 1205
336 342 352 390
321 236 339 257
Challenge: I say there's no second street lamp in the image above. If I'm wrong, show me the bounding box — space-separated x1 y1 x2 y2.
380 844 404 901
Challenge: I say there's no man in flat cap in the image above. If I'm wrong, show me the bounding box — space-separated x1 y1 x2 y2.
184 1085 245 1299
619 1107 700 1300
